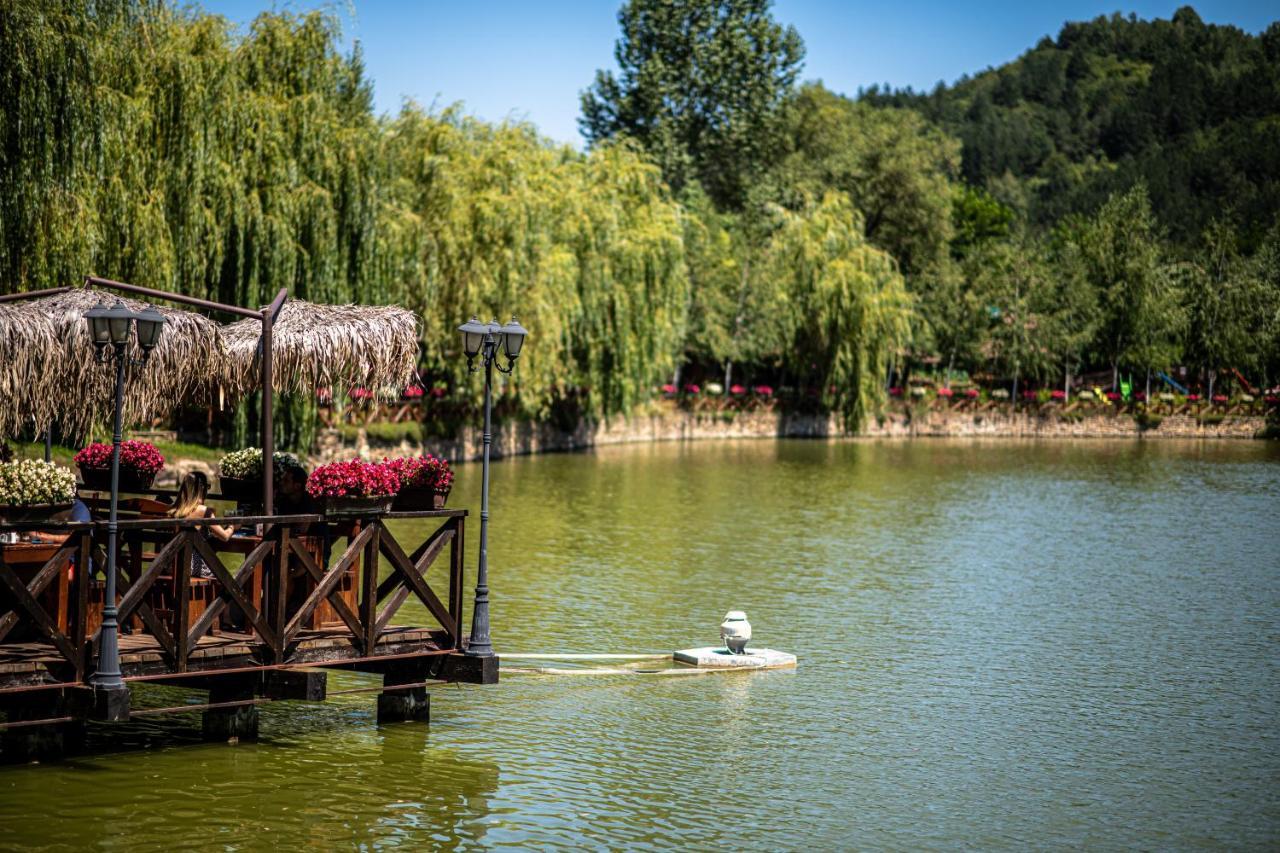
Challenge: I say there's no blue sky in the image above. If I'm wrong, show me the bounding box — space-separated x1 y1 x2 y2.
201 1 1276 146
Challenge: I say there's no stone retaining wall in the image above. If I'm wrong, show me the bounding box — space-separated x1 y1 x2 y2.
316 406 1272 464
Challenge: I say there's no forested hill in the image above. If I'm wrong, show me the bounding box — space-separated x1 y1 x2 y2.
861 7 1280 251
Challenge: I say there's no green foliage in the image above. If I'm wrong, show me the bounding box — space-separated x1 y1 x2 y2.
580 0 804 210
763 194 914 428
863 9 1280 249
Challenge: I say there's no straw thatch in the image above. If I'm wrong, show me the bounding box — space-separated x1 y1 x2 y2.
223 301 420 396
0 301 62 439
0 289 232 441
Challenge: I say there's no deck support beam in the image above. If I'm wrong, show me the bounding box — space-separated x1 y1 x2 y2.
1 689 87 762
374 660 432 724
201 677 259 742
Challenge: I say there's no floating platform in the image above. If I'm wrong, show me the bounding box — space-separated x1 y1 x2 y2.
673 647 796 669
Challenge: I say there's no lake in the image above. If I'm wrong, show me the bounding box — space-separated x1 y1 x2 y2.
2 438 1277 849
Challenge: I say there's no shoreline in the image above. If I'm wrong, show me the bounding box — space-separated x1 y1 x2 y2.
315 407 1275 465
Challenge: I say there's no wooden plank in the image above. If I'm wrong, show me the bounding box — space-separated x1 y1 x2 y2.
283 529 369 647
362 524 380 656
0 564 76 664
188 535 276 647
450 516 465 650
377 531 456 638
175 532 192 672
114 532 185 624
272 526 290 664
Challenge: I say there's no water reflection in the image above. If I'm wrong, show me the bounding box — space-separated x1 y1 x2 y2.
1 439 1277 848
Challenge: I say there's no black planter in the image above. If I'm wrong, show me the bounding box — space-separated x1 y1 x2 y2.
216 476 262 504
322 495 394 518
0 502 75 524
391 487 449 511
78 466 156 493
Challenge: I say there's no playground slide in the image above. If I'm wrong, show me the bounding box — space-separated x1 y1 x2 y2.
1157 371 1189 394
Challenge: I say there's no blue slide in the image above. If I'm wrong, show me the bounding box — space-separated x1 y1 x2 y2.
1157 371 1189 394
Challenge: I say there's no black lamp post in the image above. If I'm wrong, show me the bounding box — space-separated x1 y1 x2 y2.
83 299 164 699
458 315 527 657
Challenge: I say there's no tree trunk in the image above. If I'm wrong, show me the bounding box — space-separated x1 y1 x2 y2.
673 363 682 390
1112 363 1118 393
1208 369 1216 401
1064 364 1071 404
1145 368 1151 401
724 360 733 391
944 350 955 390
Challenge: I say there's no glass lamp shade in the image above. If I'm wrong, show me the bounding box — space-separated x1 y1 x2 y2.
499 316 528 359
135 305 166 352
104 300 134 344
458 316 488 358
84 300 114 346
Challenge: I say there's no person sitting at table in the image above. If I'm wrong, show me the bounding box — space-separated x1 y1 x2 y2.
274 459 319 516
168 471 233 578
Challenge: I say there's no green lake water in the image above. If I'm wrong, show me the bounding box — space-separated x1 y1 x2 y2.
2 439 1278 849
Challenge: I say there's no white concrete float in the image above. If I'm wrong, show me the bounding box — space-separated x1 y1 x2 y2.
673 647 797 669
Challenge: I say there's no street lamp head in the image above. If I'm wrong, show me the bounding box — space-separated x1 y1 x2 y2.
458 316 487 359
103 300 134 345
134 305 166 356
84 300 114 351
499 316 528 360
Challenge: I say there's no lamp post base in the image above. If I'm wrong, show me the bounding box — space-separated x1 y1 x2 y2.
91 685 131 722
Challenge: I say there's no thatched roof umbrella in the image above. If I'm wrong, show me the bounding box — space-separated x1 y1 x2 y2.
0 289 233 441
0 301 61 440
222 300 420 397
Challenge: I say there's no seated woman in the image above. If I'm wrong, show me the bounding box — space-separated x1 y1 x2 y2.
168 472 233 578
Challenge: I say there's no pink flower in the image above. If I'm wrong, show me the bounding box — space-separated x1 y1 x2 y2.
964 388 979 398
75 440 164 476
1050 390 1066 400
306 459 403 499
936 387 953 397
316 387 332 402
1212 394 1229 403
752 385 774 398
350 387 373 401
888 387 902 397
1022 390 1038 400
403 385 425 398
661 384 677 395
683 383 701 394
729 384 746 396
1106 392 1122 402
1187 394 1200 401
1134 391 1146 402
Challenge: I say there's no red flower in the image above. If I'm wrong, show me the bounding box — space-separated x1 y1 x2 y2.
306 460 402 498
1106 392 1122 401
1022 390 1038 400
382 455 453 492
350 387 373 401
403 385 425 399
753 385 774 397
729 384 746 396
75 440 164 476
936 387 954 397
661 384 677 395
1187 394 1200 401
683 383 701 394
964 388 979 398
1212 394 1229 403
1050 390 1066 400
888 387 902 397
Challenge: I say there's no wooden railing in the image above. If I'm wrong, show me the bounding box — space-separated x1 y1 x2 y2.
0 510 466 686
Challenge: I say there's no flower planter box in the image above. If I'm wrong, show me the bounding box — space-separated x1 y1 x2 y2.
0 503 74 524
217 476 262 504
322 495 394 518
392 487 450 511
78 466 156 493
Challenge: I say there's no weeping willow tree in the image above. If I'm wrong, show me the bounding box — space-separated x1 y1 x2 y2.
764 194 914 428
2 0 908 440
0 2 687 430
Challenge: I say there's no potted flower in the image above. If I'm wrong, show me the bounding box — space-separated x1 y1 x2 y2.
936 387 954 399
0 460 77 523
75 440 164 492
306 459 402 517
991 388 1010 400
218 448 303 502
387 455 455 511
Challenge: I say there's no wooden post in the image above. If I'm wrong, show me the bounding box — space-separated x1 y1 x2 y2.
201 677 259 742
376 660 430 724
260 289 288 516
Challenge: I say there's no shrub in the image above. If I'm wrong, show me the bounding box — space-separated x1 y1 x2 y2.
0 460 77 506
